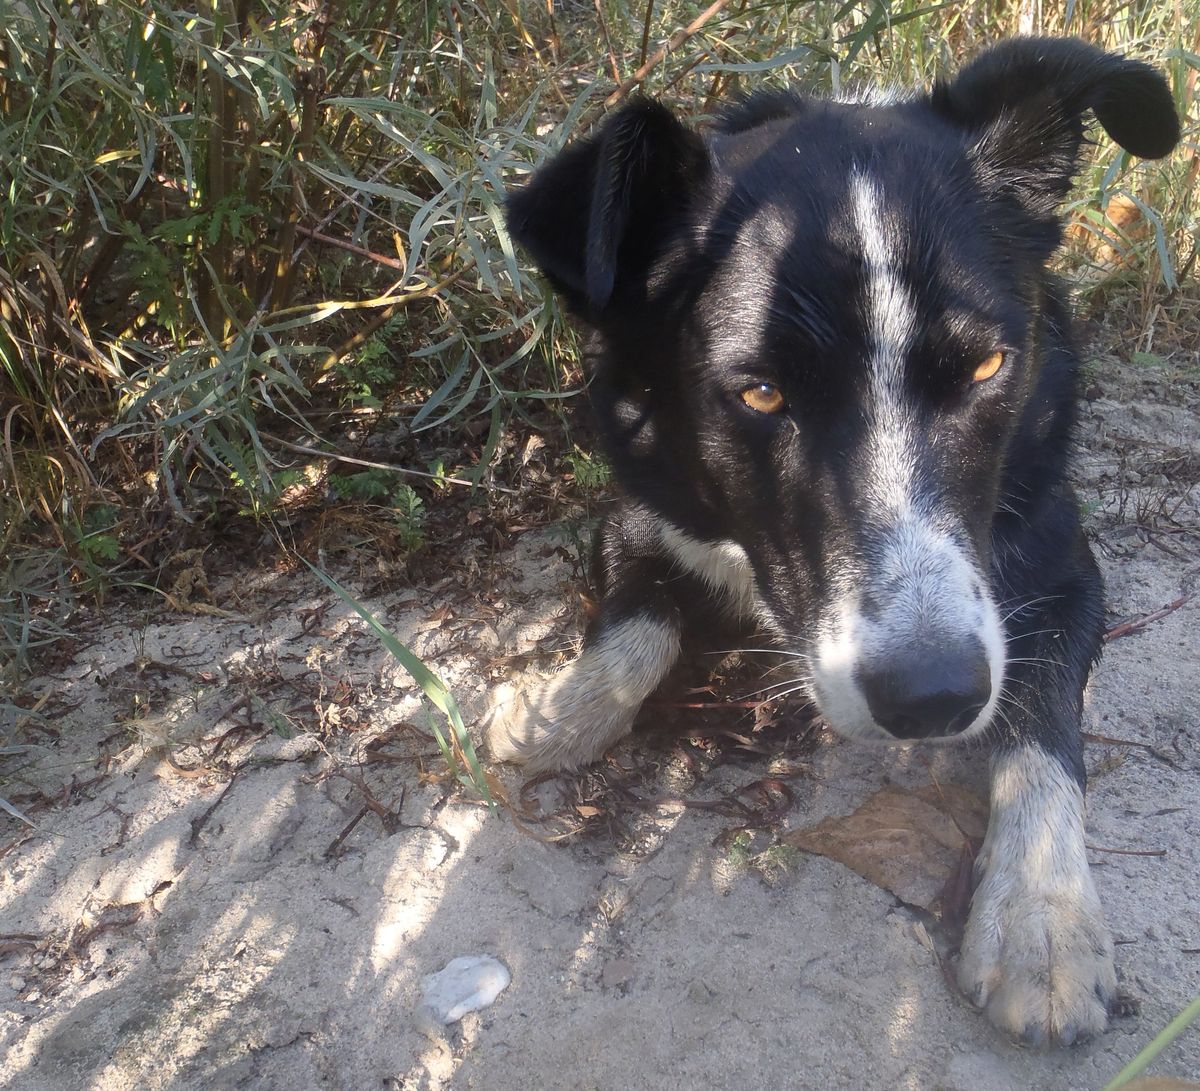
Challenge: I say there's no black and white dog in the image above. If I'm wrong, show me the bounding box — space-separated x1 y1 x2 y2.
489 38 1179 1045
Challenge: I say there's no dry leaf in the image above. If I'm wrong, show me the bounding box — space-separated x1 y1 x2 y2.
784 783 987 912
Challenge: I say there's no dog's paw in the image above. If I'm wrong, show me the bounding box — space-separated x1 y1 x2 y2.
485 615 680 773
957 871 1116 1047
483 675 637 773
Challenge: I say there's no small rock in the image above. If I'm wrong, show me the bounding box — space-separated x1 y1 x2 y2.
8 975 25 992
417 955 510 1026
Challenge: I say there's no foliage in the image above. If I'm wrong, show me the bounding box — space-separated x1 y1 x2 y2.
2 0 1198 673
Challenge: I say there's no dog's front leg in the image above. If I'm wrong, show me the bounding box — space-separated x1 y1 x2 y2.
486 537 682 773
958 742 1115 1046
958 548 1114 1045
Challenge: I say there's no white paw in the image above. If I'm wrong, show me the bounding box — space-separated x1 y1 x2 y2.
484 615 680 774
958 868 1115 1046
960 745 1118 1046
483 675 637 773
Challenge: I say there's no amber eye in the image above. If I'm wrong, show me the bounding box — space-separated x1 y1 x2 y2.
972 351 1005 384
741 383 786 413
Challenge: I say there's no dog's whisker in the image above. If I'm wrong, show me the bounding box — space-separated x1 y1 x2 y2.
741 676 811 699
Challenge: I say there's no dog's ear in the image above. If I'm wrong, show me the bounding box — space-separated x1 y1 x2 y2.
506 97 709 313
932 38 1179 251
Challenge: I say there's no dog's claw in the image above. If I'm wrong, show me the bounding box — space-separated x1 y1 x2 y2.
1021 1022 1047 1049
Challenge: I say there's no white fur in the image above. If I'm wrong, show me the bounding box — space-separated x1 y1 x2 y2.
807 173 1005 740
657 519 759 621
959 746 1116 1044
812 520 1005 742
485 614 680 772
835 85 912 106
851 170 921 518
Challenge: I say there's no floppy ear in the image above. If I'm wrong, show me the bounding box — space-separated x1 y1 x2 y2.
505 97 709 313
931 37 1179 253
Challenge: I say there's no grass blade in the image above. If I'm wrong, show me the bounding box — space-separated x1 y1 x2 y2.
304 560 494 809
1102 993 1200 1089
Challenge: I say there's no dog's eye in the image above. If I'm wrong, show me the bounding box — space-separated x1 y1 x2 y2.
972 351 1005 384
741 383 786 414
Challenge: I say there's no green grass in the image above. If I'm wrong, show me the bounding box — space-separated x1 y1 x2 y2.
2 0 1197 675
1102 992 1200 1089
305 560 494 808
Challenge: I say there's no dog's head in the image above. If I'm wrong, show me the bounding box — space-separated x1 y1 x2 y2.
507 38 1178 743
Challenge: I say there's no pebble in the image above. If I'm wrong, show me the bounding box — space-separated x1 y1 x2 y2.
417 955 510 1026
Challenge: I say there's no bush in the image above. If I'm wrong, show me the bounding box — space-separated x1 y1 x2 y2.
1 0 1196 674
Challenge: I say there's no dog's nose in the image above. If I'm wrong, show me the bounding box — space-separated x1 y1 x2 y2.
858 642 992 739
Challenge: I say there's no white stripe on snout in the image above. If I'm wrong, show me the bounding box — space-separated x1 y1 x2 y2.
807 171 1005 742
850 171 921 520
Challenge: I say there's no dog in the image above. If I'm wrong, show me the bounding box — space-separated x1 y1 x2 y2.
488 37 1179 1046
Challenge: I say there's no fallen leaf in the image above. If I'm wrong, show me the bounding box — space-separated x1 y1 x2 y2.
784 783 987 912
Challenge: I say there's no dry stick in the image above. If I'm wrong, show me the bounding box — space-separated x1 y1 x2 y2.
1086 844 1168 858
258 433 519 495
1083 731 1168 755
1103 592 1194 642
605 0 734 107
638 0 656 68
701 0 749 111
594 0 622 84
544 0 562 64
293 224 406 271
271 68 324 311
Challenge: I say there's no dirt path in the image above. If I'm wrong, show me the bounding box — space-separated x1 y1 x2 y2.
2 357 1198 1090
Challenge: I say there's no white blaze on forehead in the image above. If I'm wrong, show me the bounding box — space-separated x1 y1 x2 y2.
849 170 920 519
805 170 1007 743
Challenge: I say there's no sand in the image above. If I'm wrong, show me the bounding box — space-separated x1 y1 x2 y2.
2 354 1198 1090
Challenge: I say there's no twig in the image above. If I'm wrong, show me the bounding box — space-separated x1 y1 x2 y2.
1083 730 1180 770
1086 843 1167 858
1103 593 1193 642
308 267 469 377
605 0 733 106
325 804 370 858
638 0 656 67
594 0 622 83
293 224 406 271
188 781 237 847
1083 731 1163 754
643 698 764 709
258 432 518 495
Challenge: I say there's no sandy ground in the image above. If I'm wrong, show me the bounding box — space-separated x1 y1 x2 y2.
2 355 1198 1091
